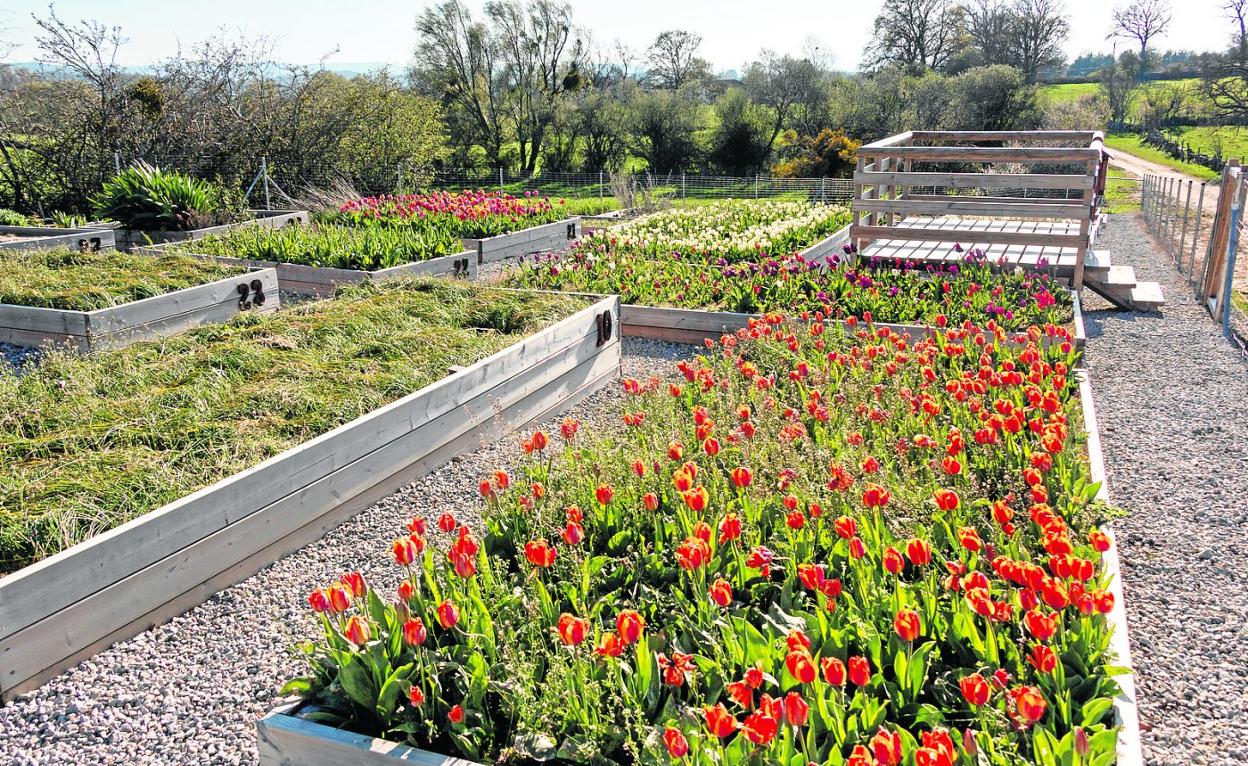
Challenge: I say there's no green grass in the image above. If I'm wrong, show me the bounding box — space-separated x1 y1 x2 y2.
0 280 588 572
1103 174 1142 213
1105 133 1222 181
0 249 246 311
1161 126 1248 163
1039 78 1210 122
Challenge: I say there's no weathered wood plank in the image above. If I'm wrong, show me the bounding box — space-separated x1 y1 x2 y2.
0 226 116 253
0 297 613 641
857 146 1101 162
909 130 1098 143
86 269 280 335
475 218 581 264
849 225 1085 248
258 705 485 766
796 225 850 262
855 198 1087 220
855 171 1094 190
0 304 90 335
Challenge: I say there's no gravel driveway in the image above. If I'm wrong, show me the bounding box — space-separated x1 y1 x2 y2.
1082 214 1248 766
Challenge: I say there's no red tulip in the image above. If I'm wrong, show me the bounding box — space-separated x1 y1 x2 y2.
438 512 457 533
667 441 684 460
848 655 871 686
883 546 905 574
959 673 991 705
403 617 427 646
344 615 370 645
916 730 956 766
934 489 960 511
718 513 742 543
709 578 733 607
906 538 932 566
821 656 846 686
862 483 891 508
663 727 689 758
783 691 809 726
743 710 778 745
702 436 720 456
557 612 589 646
595 484 614 506
327 584 352 614
560 416 579 441
681 485 709 512
833 516 858 539
436 599 459 629
530 430 548 451
730 466 753 488
525 539 557 568
1008 685 1048 726
408 685 425 707
848 745 874 766
596 631 624 658
616 610 644 645
675 536 711 570
493 470 509 489
448 704 464 724
1023 609 1057 641
871 727 903 766
957 526 982 552
894 609 921 642
785 650 816 684
704 703 738 738
848 537 866 559
1089 529 1111 552
308 589 330 613
340 572 366 597
1028 644 1057 673
643 492 660 511
562 521 584 546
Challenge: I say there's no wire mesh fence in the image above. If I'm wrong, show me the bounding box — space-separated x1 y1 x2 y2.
1141 168 1248 358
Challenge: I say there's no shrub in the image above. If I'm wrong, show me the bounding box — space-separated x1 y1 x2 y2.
0 208 38 226
91 162 247 231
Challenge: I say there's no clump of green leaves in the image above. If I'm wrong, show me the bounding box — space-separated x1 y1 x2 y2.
0 280 588 572
92 161 248 231
0 208 39 226
0 248 245 311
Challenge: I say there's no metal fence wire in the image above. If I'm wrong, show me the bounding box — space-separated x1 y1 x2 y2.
1141 167 1248 358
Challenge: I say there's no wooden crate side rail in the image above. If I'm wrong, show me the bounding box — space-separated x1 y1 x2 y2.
258 704 488 766
854 198 1089 220
0 297 615 643
0 226 116 253
469 218 582 265
857 146 1103 162
848 225 1087 249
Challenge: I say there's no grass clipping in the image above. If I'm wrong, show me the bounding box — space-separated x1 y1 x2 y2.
0 280 588 572
0 248 246 311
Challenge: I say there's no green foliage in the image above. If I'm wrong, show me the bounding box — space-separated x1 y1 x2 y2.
772 129 861 178
91 162 247 231
707 89 771 175
0 208 38 226
0 248 244 311
0 281 587 572
166 221 465 271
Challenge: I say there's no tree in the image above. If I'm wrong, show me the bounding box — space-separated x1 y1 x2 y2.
645 30 711 90
865 0 968 74
771 128 861 178
707 88 770 175
1099 52 1142 125
943 64 1040 130
1201 0 1248 121
1112 0 1171 75
742 52 828 156
628 87 701 173
965 0 1015 67
1010 0 1069 82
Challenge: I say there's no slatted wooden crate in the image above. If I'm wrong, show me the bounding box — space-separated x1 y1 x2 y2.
0 295 621 701
0 267 280 352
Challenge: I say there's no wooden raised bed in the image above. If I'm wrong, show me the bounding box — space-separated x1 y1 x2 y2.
796 223 851 261
0 294 621 701
254 361 1141 766
466 218 581 264
114 209 308 251
619 290 1086 351
0 267 280 352
136 243 478 297
0 225 116 253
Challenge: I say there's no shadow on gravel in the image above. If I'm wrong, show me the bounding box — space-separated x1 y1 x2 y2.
1083 310 1165 340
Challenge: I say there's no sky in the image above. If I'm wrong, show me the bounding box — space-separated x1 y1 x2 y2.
0 0 1234 73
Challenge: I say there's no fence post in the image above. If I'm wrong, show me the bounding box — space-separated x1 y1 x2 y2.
1142 175 1151 224
1178 180 1193 271
1222 187 1242 337
820 177 826 205
499 167 504 193
754 174 759 199
113 151 121 175
261 156 271 211
1190 183 1206 278
681 172 686 202
599 170 604 200
397 162 404 193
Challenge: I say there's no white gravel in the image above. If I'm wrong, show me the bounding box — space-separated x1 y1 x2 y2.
1081 214 1248 766
0 338 692 766
1 342 41 374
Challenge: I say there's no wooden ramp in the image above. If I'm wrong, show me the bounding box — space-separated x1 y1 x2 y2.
851 131 1165 311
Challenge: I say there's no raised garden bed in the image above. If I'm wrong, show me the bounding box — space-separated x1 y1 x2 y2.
465 217 581 265
0 224 116 253
0 248 278 351
261 312 1138 766
113 209 308 251
0 282 620 700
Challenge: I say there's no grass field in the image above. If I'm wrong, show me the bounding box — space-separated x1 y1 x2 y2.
1104 173 1142 213
1039 78 1210 122
1161 126 1248 162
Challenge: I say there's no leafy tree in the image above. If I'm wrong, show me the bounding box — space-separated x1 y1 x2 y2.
629 88 701 173
943 65 1040 130
771 128 861 178
1202 0 1248 122
866 0 968 74
707 88 770 175
742 52 829 155
1099 52 1142 125
645 30 712 91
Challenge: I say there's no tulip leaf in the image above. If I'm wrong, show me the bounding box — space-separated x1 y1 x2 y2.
1079 697 1114 726
337 658 377 714
279 677 313 696
1032 727 1060 766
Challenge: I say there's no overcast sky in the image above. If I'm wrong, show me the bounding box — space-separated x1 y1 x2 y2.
0 0 1233 72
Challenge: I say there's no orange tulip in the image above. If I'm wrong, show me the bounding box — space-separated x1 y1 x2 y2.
403 617 427 646
344 615 370 645
663 727 689 758
959 673 991 706
557 612 589 646
436 599 459 629
730 466 753 488
704 703 738 738
894 609 921 642
785 649 816 684
821 656 846 686
708 578 733 607
616 610 645 645
934 489 960 511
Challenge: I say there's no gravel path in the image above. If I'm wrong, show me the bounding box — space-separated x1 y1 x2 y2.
1082 214 1248 766
1 342 41 374
0 338 693 766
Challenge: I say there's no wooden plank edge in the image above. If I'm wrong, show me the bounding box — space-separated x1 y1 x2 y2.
86 268 280 336
1076 368 1143 766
